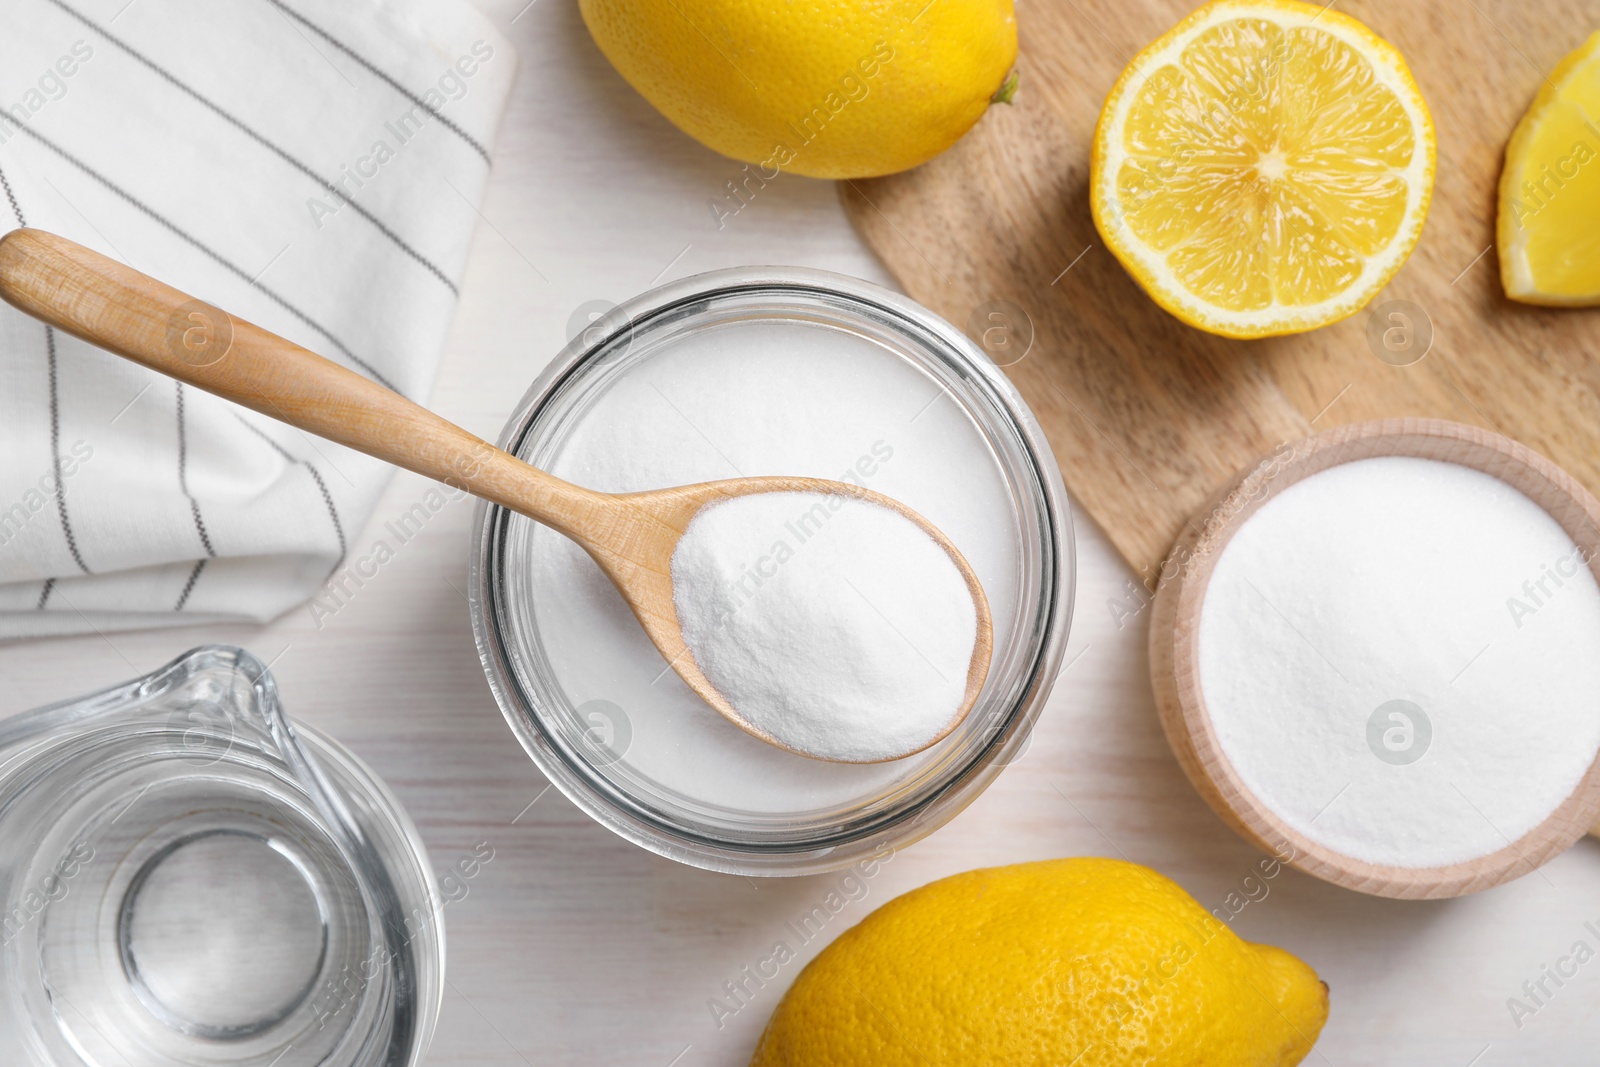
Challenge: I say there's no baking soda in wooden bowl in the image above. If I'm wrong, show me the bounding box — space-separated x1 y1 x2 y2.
1151 420 1600 898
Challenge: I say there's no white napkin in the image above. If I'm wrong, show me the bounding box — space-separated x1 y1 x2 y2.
0 0 515 638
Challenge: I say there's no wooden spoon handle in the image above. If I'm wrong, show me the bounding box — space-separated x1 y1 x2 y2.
0 228 610 537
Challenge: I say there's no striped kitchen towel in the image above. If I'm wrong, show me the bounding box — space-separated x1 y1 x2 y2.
0 0 516 637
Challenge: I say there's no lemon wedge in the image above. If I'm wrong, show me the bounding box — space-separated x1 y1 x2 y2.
1499 31 1600 305
1091 0 1436 338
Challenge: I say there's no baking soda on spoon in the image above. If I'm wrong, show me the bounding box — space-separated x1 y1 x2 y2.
520 314 1024 810
671 491 979 762
1198 456 1600 868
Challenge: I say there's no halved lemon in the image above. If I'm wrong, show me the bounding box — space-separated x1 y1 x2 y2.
1498 31 1600 305
1091 0 1436 339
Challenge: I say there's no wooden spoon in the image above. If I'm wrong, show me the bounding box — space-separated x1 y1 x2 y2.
0 228 993 763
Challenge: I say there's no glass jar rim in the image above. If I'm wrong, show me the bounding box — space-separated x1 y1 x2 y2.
470 267 1075 875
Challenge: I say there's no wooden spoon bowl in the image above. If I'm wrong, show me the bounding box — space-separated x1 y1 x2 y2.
556 473 993 761
0 228 993 764
1149 418 1600 898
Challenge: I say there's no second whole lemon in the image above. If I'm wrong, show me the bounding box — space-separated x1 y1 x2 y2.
577 0 1017 180
749 857 1328 1066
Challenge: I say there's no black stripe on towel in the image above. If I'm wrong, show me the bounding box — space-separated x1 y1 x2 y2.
2 164 94 578
0 165 73 607
13 124 401 394
175 382 216 558
301 462 348 560
175 558 206 610
0 165 25 227
232 412 348 562
47 327 91 574
262 0 492 163
43 0 459 295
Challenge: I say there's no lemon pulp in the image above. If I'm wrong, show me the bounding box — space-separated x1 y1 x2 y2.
1499 31 1600 304
1093 0 1436 337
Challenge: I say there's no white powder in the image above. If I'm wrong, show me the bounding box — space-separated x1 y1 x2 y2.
671 491 978 763
1199 456 1600 868
517 318 1021 812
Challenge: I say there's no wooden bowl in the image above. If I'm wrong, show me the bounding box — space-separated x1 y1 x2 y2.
1149 418 1600 899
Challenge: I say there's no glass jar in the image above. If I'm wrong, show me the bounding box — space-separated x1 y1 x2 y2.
470 268 1074 875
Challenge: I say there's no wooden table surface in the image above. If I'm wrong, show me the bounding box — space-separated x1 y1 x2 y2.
3 2 1600 1063
843 0 1600 579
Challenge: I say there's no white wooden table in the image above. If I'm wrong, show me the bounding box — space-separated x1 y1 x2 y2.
4 3 1600 1063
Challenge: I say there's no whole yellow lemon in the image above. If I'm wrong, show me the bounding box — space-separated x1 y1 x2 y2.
750 857 1329 1066
577 0 1018 180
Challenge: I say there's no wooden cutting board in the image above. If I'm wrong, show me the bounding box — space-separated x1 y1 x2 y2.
844 0 1600 579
